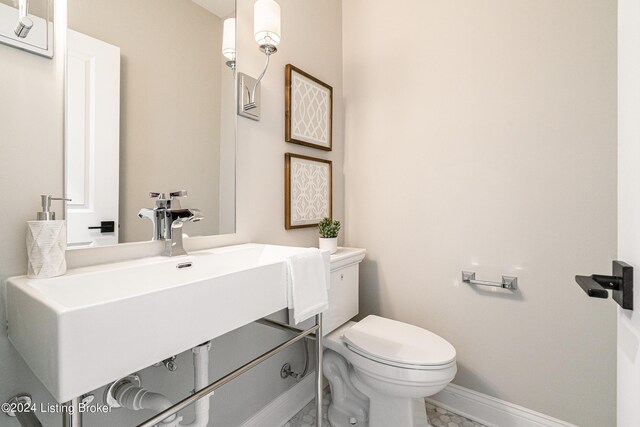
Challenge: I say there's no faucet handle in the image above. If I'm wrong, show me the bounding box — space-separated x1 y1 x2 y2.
149 192 163 198
169 190 188 198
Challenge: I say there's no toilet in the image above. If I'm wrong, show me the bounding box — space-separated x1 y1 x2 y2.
323 248 457 427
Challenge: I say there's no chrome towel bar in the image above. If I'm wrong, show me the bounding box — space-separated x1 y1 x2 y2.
462 271 518 290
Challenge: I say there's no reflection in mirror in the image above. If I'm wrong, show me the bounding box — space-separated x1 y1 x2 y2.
0 0 53 57
65 0 236 248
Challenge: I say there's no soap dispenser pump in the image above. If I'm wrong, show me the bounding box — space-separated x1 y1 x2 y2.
27 195 71 279
37 195 70 220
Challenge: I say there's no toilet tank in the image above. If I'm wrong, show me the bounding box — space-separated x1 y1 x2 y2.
324 248 366 335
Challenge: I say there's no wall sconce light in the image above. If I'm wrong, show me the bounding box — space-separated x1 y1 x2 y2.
14 0 34 38
222 18 236 71
238 0 281 121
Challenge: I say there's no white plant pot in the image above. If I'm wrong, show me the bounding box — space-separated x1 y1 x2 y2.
319 237 338 254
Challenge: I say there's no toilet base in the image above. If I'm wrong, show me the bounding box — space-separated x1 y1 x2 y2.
351 371 431 427
324 349 369 427
324 348 437 427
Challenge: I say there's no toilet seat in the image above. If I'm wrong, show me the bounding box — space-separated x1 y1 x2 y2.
342 315 456 370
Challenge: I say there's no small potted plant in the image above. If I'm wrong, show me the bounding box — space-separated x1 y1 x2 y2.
318 217 341 254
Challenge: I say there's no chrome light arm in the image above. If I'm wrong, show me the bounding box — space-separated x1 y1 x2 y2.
244 45 276 111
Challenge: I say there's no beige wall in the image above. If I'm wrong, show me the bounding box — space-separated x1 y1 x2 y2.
68 0 223 242
2 0 616 424
343 0 617 425
0 4 66 423
0 0 343 425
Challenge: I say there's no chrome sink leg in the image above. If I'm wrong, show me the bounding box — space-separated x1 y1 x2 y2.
62 398 82 427
315 313 324 426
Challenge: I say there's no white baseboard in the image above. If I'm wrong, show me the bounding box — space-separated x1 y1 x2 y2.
240 378 575 427
427 384 577 427
239 374 315 427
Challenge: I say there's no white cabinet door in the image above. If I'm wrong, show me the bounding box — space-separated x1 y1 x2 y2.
65 29 120 247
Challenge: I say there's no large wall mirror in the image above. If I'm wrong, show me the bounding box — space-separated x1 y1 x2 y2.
65 0 236 248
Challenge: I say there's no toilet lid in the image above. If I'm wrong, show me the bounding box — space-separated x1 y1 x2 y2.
343 315 456 367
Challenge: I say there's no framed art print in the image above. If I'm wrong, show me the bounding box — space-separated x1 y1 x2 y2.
285 64 333 151
285 153 332 229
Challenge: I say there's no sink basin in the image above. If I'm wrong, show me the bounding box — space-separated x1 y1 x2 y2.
6 243 310 403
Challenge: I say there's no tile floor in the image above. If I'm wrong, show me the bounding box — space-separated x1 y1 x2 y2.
284 390 486 427
283 388 330 427
425 402 486 427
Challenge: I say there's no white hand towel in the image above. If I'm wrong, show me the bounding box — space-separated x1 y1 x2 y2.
286 248 330 325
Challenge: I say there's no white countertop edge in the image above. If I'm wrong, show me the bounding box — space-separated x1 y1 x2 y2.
330 247 366 271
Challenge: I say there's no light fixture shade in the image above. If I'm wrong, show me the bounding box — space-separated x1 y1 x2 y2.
222 18 236 61
254 0 281 47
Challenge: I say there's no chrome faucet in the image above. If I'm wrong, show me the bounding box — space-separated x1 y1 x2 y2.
138 191 203 256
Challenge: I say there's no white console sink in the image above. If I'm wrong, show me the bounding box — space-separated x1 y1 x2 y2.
6 243 310 403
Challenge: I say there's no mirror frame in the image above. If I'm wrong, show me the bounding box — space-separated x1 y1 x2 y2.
62 0 238 249
0 0 54 58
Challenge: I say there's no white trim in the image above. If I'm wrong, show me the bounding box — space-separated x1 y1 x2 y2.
427 384 577 427
239 377 577 427
239 374 315 427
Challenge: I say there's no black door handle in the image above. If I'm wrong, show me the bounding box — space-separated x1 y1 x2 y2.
575 276 613 298
88 221 115 233
575 261 633 310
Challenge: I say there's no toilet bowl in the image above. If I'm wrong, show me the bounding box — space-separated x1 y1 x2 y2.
321 248 457 427
323 315 457 427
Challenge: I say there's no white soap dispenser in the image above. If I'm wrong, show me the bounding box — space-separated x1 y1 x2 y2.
26 195 71 279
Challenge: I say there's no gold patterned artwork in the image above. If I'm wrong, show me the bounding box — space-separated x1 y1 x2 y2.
285 153 332 229
285 64 333 151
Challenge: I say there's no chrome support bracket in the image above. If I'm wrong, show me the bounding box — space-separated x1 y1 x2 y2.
4 393 43 427
315 313 324 426
4 394 33 417
136 316 321 427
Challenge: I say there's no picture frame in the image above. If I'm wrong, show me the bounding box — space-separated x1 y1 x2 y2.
285 64 333 151
285 153 332 229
